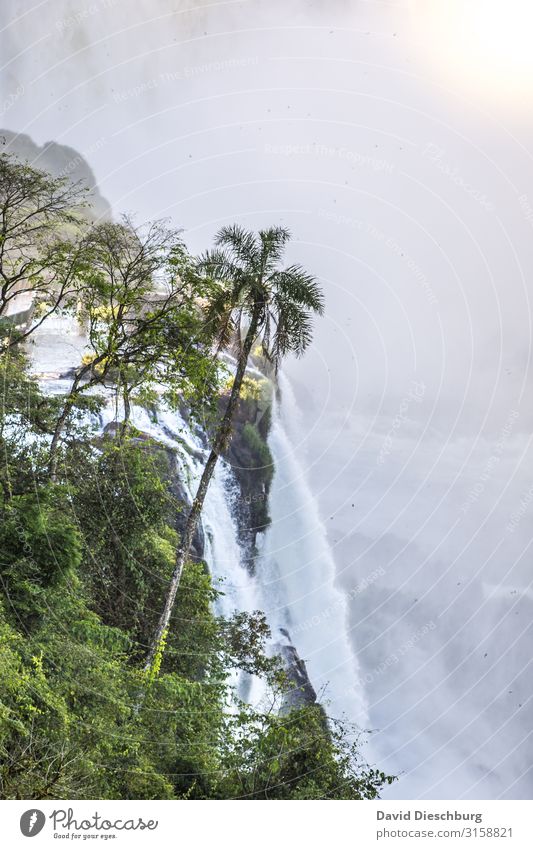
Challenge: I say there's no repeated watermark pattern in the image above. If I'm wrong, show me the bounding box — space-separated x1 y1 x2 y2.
357 621 437 688
0 84 25 119
319 209 439 306
55 0 120 32
265 142 394 173
461 409 519 515
423 143 495 212
56 137 108 180
112 58 260 103
377 381 426 466
518 193 533 230
291 566 386 638
506 483 533 535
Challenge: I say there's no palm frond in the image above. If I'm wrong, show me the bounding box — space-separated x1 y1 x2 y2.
196 224 323 364
197 248 240 282
269 265 325 314
258 227 291 272
215 224 260 272
263 298 314 364
201 285 238 350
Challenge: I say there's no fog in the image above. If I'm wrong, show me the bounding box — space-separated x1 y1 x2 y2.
2 0 533 798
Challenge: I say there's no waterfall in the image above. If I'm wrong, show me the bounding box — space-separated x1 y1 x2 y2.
256 379 368 726
30 318 364 721
99 400 269 707
120 396 366 722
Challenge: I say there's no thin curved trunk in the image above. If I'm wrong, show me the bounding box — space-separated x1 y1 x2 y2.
48 354 107 480
48 378 81 481
144 304 262 671
120 368 131 441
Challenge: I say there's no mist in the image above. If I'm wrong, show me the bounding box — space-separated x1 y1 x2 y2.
3 0 533 798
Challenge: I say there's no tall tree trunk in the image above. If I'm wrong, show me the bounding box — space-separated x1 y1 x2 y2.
144 305 262 671
48 355 105 480
120 368 131 441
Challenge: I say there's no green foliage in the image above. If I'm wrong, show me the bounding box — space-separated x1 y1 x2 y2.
0 493 82 626
198 224 324 366
144 628 169 687
0 356 394 801
165 562 220 681
71 441 175 647
242 423 274 483
217 704 395 800
45 216 223 477
0 152 88 347
235 375 263 402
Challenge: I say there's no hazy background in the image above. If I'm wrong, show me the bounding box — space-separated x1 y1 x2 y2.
2 0 533 798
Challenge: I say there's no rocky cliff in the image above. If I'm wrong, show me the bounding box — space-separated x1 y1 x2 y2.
0 129 111 220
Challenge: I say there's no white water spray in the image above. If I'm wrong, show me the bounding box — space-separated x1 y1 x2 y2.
30 318 362 718
257 383 368 725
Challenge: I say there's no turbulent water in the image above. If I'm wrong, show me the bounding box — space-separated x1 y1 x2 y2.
257 382 367 724
125 399 366 723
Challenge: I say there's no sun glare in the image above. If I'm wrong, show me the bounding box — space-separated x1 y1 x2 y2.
410 0 533 102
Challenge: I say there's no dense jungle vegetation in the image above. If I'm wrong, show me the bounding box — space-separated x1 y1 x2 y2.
0 151 394 799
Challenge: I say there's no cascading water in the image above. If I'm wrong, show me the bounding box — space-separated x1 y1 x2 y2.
256 382 368 726
121 394 366 721
30 317 361 720
120 392 367 720
121 403 269 707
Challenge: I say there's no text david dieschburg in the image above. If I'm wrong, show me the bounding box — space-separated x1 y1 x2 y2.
377 810 483 824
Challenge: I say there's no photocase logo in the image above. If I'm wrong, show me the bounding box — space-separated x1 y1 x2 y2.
20 810 46 837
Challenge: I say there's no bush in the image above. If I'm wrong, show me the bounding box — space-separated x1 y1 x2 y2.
242 422 274 481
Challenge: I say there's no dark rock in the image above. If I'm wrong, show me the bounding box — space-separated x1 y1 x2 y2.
220 371 275 572
275 627 318 712
0 129 112 220
59 367 77 380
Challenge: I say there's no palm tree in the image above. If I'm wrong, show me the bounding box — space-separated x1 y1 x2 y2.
145 225 324 670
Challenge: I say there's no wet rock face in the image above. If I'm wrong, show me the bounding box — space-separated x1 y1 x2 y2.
100 361 275 573
275 627 318 712
221 372 275 572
